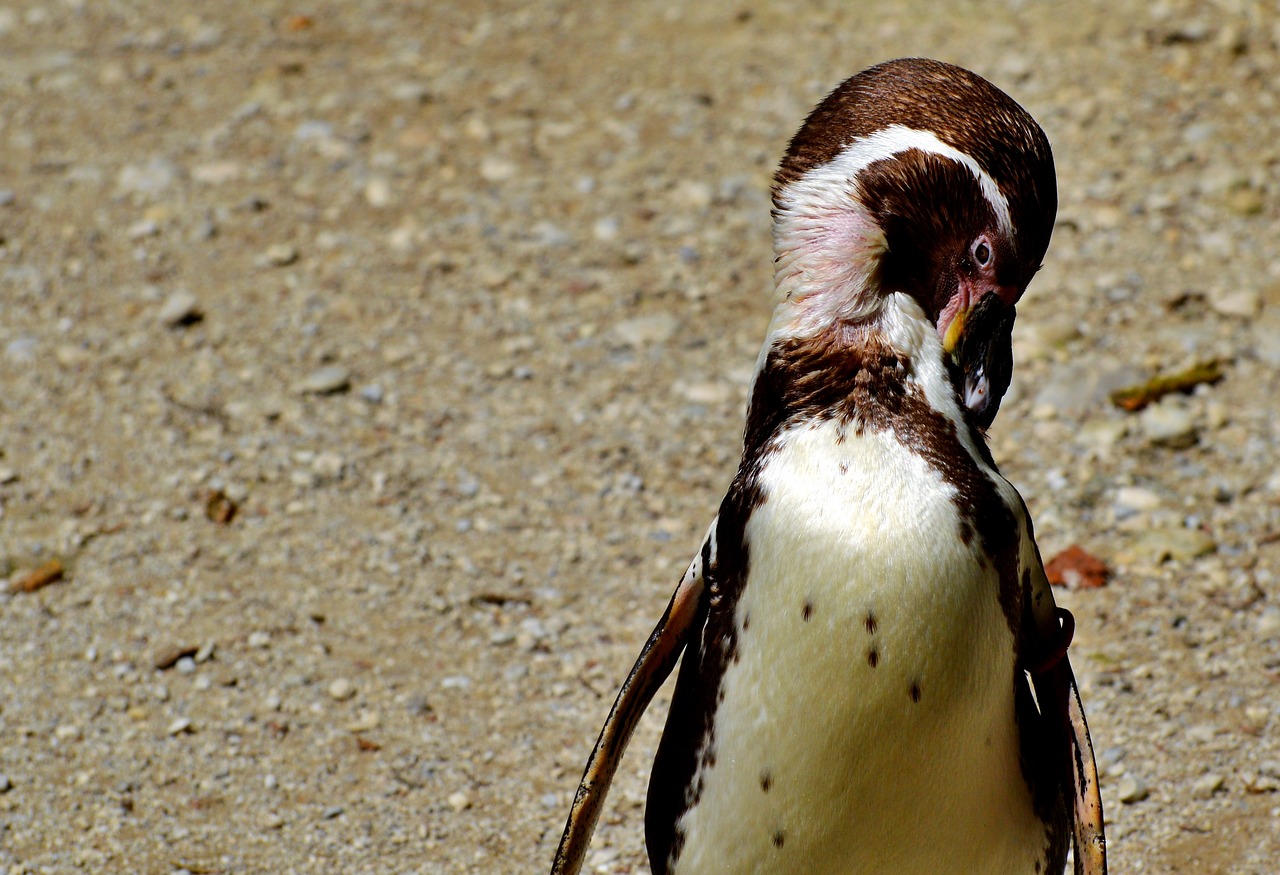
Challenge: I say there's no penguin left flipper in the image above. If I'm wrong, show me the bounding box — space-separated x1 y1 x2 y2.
1022 545 1106 875
550 522 715 875
1030 643 1107 875
1066 657 1107 875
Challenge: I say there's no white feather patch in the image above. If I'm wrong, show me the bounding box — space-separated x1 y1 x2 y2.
770 125 1013 339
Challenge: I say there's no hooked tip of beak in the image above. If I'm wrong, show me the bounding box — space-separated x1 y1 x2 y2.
964 369 990 411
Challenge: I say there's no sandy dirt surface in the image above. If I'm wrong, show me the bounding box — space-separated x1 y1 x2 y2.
2 1 1280 873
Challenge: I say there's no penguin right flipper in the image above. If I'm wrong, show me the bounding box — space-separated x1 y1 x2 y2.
549 522 714 875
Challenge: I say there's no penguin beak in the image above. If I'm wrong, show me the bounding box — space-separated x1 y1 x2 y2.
944 292 1017 430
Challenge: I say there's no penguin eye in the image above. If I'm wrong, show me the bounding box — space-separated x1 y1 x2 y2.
972 238 992 267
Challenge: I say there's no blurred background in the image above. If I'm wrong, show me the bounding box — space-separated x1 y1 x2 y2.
1 1 1279 872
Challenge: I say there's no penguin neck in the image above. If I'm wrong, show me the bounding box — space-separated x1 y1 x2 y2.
742 292 968 462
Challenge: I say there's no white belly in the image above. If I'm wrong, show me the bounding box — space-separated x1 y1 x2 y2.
670 420 1049 874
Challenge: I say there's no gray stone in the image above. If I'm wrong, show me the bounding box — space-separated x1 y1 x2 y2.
1139 399 1197 448
1034 362 1145 416
117 158 181 196
294 120 335 141
1251 317 1280 366
5 336 37 362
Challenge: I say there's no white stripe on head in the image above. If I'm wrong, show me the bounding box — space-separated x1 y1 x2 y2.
768 124 1012 346
784 125 1013 239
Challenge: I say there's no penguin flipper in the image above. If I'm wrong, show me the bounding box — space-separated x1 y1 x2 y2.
1065 658 1107 875
550 523 713 875
1031 652 1107 875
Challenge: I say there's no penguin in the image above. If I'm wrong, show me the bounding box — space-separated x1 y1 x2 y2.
551 58 1106 875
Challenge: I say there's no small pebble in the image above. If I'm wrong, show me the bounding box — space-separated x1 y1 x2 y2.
6 337 38 362
396 694 430 720
321 805 344 820
1255 607 1280 639
259 811 285 830
298 365 351 395
1114 487 1162 514
479 156 517 182
592 216 620 241
346 709 380 732
1208 286 1261 318
261 243 299 267
1192 773 1225 800
175 656 197 674
1243 771 1280 794
117 158 180 196
158 291 202 327
127 218 160 239
1117 774 1148 803
613 314 679 347
1186 724 1216 744
364 177 392 207
327 677 356 701
447 791 471 811
311 452 344 478
166 717 193 736
1139 398 1197 448
0 774 12 793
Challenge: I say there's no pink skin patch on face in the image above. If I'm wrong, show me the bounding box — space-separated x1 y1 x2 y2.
776 199 888 327
937 242 1021 349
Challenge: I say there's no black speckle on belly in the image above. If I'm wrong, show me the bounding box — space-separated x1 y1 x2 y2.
760 771 772 793
864 612 878 634
802 600 813 621
772 830 786 849
909 681 922 703
867 648 879 668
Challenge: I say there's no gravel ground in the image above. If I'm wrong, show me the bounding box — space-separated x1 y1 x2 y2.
2 1 1280 873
